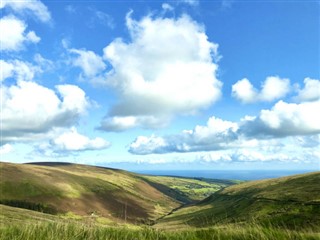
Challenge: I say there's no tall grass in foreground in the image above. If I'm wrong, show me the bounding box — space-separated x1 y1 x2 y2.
0 222 319 240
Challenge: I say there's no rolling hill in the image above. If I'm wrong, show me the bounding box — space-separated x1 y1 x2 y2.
155 171 320 230
1 163 319 239
0 162 231 225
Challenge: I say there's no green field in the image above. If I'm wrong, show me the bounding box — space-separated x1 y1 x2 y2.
1 162 319 239
140 175 237 203
156 172 320 231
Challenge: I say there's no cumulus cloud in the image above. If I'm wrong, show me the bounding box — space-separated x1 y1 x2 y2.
0 60 14 81
231 78 257 103
0 0 51 22
70 48 106 83
99 115 170 132
129 100 320 155
34 127 110 156
30 127 111 157
99 12 222 131
295 78 320 102
242 100 320 138
129 117 239 154
0 59 40 82
53 127 110 151
1 80 89 144
232 76 290 103
0 144 13 155
0 15 40 51
129 135 169 155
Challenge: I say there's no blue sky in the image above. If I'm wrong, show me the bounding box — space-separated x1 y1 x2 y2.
1 0 319 171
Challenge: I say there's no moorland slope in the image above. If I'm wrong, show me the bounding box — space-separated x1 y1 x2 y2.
0 162 230 224
156 171 320 230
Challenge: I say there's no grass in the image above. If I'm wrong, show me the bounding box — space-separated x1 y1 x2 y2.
156 171 320 230
1 221 319 240
1 199 319 240
1 163 319 239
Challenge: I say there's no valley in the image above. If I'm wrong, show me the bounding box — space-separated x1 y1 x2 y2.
0 162 319 239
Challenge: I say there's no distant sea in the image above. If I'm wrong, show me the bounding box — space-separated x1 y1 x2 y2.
134 170 317 181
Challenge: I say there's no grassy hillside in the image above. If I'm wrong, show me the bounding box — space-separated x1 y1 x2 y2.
0 162 229 224
1 166 319 239
156 171 320 230
1 204 318 240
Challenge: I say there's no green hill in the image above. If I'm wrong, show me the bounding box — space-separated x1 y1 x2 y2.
156 171 320 230
0 162 230 225
1 163 319 239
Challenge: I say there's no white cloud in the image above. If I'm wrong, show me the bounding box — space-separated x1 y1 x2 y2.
0 15 40 51
162 3 174 12
197 152 232 162
31 127 111 157
259 76 290 101
100 13 222 131
0 60 14 81
232 76 290 103
129 100 320 155
1 80 89 144
242 100 320 137
100 116 138 132
0 0 51 22
296 78 320 102
129 135 169 155
198 150 291 163
34 53 54 71
99 115 170 132
70 48 106 78
233 149 278 162
129 117 238 154
231 78 257 103
0 144 13 155
26 30 40 42
0 59 40 82
197 142 320 163
50 127 110 152
190 116 238 142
